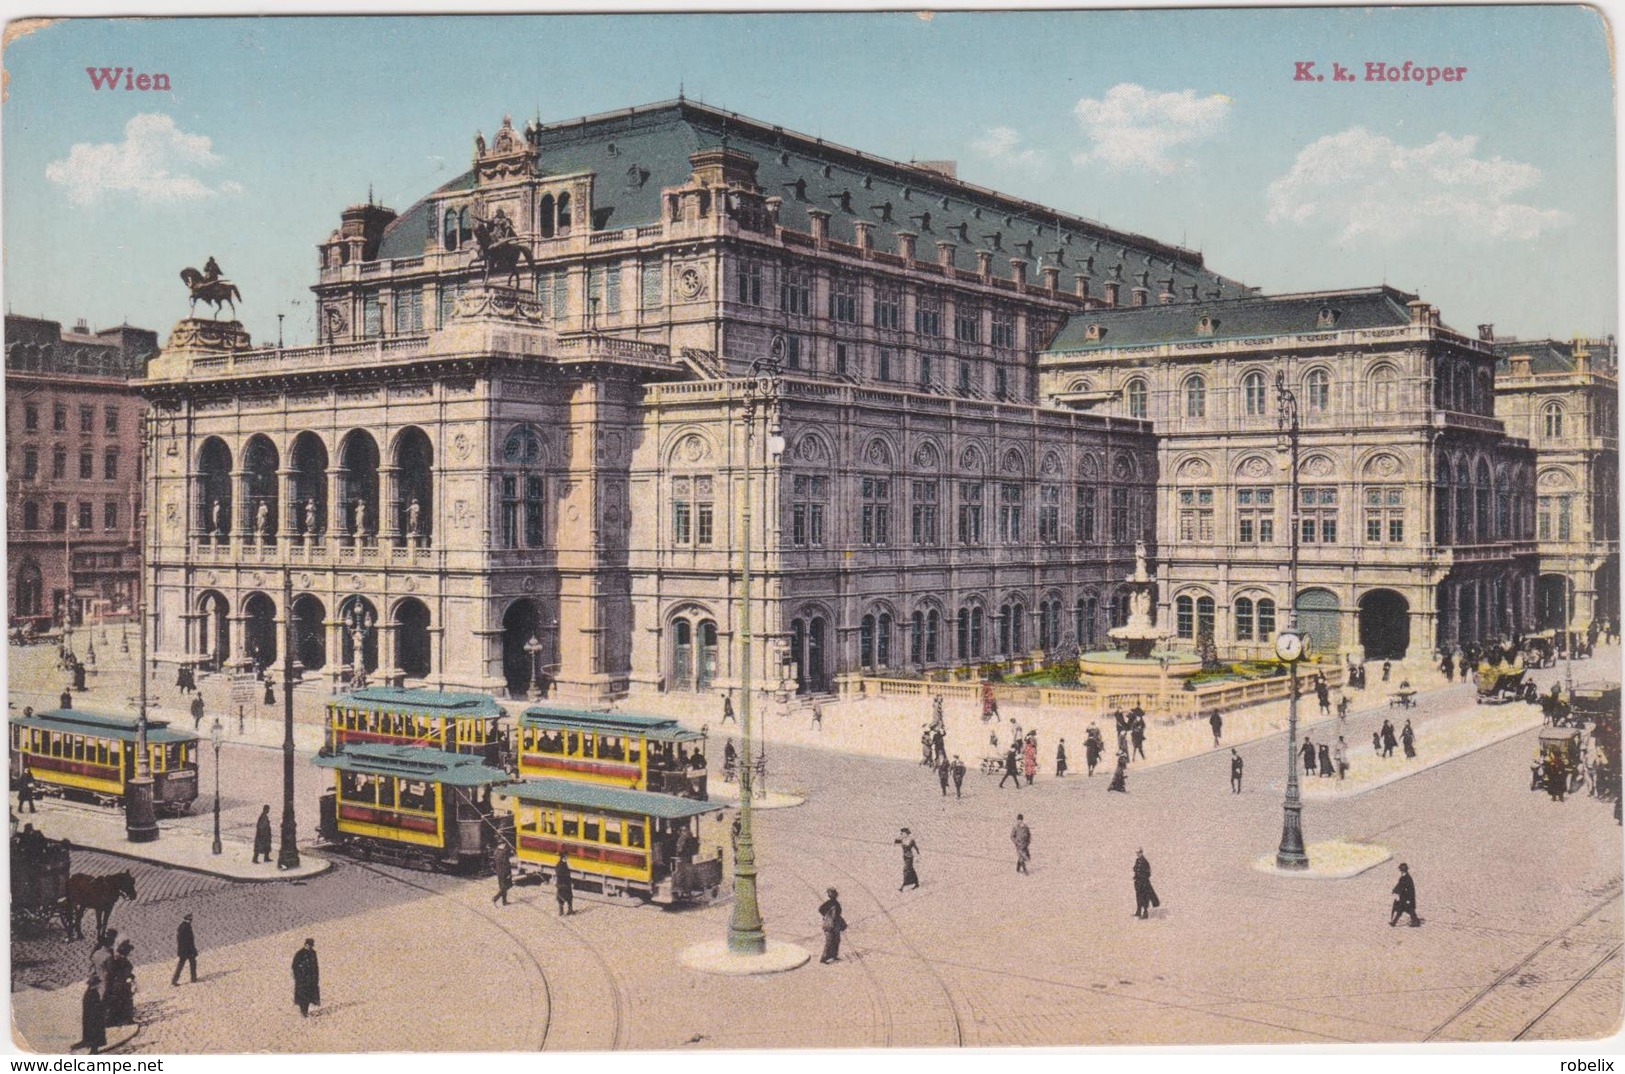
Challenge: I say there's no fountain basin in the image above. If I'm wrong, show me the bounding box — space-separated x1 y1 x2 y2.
1076 648 1203 689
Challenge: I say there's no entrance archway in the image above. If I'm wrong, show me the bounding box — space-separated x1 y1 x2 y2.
1358 590 1410 660
197 438 233 542
1295 588 1340 655
395 598 432 679
243 592 278 670
290 432 329 541
241 435 280 545
198 591 230 670
502 600 541 697
393 428 434 547
291 595 326 672
1537 574 1571 632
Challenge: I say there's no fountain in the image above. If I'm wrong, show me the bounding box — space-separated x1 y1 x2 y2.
1076 542 1202 693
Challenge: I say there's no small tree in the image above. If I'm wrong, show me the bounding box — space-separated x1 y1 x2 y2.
1196 625 1222 671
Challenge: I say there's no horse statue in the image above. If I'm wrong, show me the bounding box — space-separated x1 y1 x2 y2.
471 209 534 290
64 870 136 941
180 256 243 319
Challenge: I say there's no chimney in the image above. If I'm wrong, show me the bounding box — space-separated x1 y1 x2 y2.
1574 343 1592 373
1104 281 1120 306
976 250 993 277
1159 278 1176 304
852 219 873 251
896 230 918 261
1042 265 1061 292
1074 274 1091 300
1477 323 1495 341
1508 354 1532 378
1407 300 1431 326
73 318 89 334
1131 287 1149 308
1009 259 1028 286
807 207 831 244
764 196 783 229
936 241 957 268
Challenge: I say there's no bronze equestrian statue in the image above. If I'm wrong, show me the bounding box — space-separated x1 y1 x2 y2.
180 255 243 319
471 209 534 290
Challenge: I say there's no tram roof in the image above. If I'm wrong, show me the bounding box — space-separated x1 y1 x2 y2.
312 743 511 786
330 687 506 718
10 708 198 745
499 777 719 819
519 706 703 742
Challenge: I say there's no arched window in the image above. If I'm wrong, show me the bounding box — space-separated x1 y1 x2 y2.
1543 402 1565 440
1242 371 1267 417
860 615 876 668
1453 359 1471 411
458 209 472 248
1435 457 1453 544
1304 369 1330 412
1369 365 1396 412
501 425 547 549
1235 596 1255 641
21 502 38 530
1176 595 1195 639
1475 459 1493 542
926 609 940 663
1257 598 1277 638
443 209 459 252
557 192 572 231
1183 374 1207 418
877 612 892 666
1495 466 1511 540
1455 461 1472 542
1196 596 1215 642
538 194 555 239
1125 378 1148 419
910 611 924 666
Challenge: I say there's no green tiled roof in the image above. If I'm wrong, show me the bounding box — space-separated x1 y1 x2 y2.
312 742 510 786
1491 338 1615 375
333 687 505 718
499 776 718 820
519 705 703 742
11 708 197 745
1045 286 1417 353
374 99 1244 298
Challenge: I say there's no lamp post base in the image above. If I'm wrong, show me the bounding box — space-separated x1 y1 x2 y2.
680 939 809 976
277 817 301 870
1276 804 1309 869
124 777 159 843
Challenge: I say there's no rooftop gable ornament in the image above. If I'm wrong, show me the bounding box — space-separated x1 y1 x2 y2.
475 115 534 184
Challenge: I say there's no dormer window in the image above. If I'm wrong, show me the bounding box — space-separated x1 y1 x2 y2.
1317 306 1340 328
1196 316 1218 336
1085 324 1106 341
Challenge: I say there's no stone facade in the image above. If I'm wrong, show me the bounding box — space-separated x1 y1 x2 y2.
5 315 156 627
141 101 1194 701
1042 289 1541 661
1491 334 1620 634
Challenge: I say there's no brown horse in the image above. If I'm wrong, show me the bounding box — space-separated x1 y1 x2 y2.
179 268 242 319
65 871 136 941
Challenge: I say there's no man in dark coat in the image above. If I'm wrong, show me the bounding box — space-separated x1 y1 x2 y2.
60 688 74 710
291 938 320 1016
1317 742 1333 777
818 888 845 964
1401 720 1417 759
1055 738 1068 777
998 745 1023 789
894 828 921 890
1230 748 1243 793
1011 814 1032 875
1132 850 1158 918
171 913 198 985
191 694 205 731
491 844 513 906
936 757 951 796
721 694 736 724
253 805 274 863
1389 863 1420 926
949 755 966 798
1108 749 1129 792
1209 710 1223 747
1381 660 1392 683
1085 726 1103 776
16 765 36 814
1301 736 1317 776
75 975 106 1053
555 854 575 915
1380 720 1398 758
1129 708 1147 760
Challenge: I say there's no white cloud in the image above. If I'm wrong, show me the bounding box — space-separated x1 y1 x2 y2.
971 126 1048 173
1072 83 1231 174
1266 127 1570 244
45 113 239 206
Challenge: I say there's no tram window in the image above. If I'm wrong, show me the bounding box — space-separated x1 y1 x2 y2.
539 730 564 755
399 780 433 812
561 815 579 838
566 732 580 756
582 816 601 842
541 810 559 835
73 735 85 761
603 818 623 845
599 736 625 761
341 771 372 801
627 823 646 849
628 739 641 765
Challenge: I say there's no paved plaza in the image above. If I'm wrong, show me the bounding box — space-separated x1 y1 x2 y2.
7 642 1622 1051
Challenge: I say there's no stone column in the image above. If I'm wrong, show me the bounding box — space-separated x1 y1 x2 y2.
279 469 298 546
379 465 401 548
324 617 346 687
330 467 350 546
227 612 248 667
230 470 250 544
378 622 403 686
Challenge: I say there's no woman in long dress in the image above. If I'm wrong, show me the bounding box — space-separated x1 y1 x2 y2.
103 941 136 1027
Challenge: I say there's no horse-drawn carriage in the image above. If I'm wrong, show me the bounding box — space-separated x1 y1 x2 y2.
1523 631 1560 669
1534 727 1586 796
1476 663 1537 704
9 831 69 931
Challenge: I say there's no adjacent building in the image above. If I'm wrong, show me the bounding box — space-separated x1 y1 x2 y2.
1041 288 1541 661
140 99 1252 700
1491 334 1619 634
5 314 157 627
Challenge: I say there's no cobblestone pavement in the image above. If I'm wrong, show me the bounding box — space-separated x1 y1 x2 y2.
9 644 1621 1051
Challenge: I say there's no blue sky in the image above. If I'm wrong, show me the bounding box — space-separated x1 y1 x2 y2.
3 8 1615 346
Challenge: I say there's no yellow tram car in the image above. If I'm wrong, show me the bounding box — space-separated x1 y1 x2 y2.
326 687 507 765
517 707 708 799
502 777 724 903
9 708 199 815
314 742 510 872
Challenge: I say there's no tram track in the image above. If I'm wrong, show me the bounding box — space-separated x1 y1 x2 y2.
772 856 898 1047
1513 941 1624 1040
521 892 630 1051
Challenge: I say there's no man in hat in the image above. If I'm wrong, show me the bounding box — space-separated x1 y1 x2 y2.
950 755 966 798
1209 710 1223 748
491 842 513 907
1132 849 1158 918
16 764 36 814
1011 814 1032 875
894 828 921 891
191 693 206 731
253 804 274 864
291 938 320 1016
1389 863 1420 926
554 853 574 915
171 913 198 986
818 888 845 964
1230 748 1244 793
74 975 106 1054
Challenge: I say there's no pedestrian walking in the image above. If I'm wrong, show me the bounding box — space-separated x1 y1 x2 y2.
1108 748 1129 793
555 854 575 914
810 703 823 732
1334 737 1348 780
171 914 198 986
1381 660 1392 683
895 828 921 890
1317 741 1333 777
253 804 274 864
721 694 736 724
1389 863 1420 927
263 677 276 706
1547 754 1568 802
931 725 947 765
730 816 741 855
491 843 513 906
723 738 738 782
949 755 966 798
1113 710 1129 756
1209 710 1223 747
981 681 999 722
1301 736 1316 776
1230 748 1243 793
1336 694 1352 721
931 694 945 731
1373 729 1383 755
90 930 117 986
104 941 136 1026
1316 679 1331 718
1441 652 1455 683
17 765 36 814
998 745 1023 789
920 726 934 767
1401 719 1416 759
1055 738 1068 777
936 758 951 796
291 938 320 1017
60 688 73 710
1011 814 1032 875
818 888 846 963
191 694 205 731
75 976 106 1054
1380 720 1397 758
1085 726 1103 776
1022 734 1037 785
1132 849 1159 918
1130 708 1147 760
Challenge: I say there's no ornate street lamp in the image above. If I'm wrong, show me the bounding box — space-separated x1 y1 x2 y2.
726 346 783 956
210 717 224 855
524 634 545 701
125 418 158 843
1273 370 1309 869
